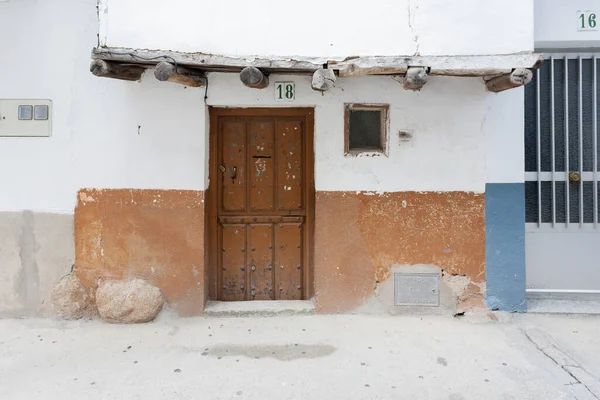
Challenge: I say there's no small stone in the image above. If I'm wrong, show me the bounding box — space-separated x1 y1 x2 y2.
52 273 95 319
365 384 370 387
502 362 507 366
209 334 212 337
174 369 181 373
217 357 222 360
134 361 138 364
485 379 489 382
361 363 366 366
90 382 95 385
419 376 424 379
237 392 242 396
201 352 208 356
96 279 164 324
127 346 131 349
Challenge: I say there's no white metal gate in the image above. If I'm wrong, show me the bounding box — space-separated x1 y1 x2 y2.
525 53 600 294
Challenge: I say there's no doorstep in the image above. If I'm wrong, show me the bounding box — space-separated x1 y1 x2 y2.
526 292 600 314
204 300 316 317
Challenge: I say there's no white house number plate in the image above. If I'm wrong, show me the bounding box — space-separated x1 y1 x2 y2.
577 10 598 31
275 82 295 101
394 273 440 307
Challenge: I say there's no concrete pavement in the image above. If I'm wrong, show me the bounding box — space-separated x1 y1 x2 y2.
0 312 599 400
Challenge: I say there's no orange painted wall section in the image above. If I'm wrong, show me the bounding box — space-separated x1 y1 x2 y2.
74 189 484 315
314 191 485 313
75 189 206 316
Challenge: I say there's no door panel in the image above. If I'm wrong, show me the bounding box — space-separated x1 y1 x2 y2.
249 121 275 212
524 55 600 292
212 110 312 301
277 120 304 211
276 222 303 300
249 223 274 300
221 224 247 301
221 121 247 212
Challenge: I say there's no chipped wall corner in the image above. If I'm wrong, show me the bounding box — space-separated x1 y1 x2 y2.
355 264 486 316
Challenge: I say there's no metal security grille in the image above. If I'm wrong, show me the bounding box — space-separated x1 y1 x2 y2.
525 54 600 230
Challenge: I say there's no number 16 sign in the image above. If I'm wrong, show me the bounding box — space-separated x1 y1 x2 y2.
578 10 597 31
275 82 295 102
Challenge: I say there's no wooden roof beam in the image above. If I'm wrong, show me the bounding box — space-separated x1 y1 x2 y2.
92 48 543 78
154 62 206 87
239 66 269 89
311 68 337 92
485 68 533 92
403 67 428 91
90 48 543 94
90 59 145 81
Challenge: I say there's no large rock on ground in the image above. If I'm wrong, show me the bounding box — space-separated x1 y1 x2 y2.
52 273 95 319
96 279 164 324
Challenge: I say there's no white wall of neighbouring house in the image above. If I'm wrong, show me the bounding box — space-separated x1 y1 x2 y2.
535 0 600 49
99 0 534 57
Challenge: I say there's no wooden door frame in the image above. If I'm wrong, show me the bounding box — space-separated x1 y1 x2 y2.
207 107 315 301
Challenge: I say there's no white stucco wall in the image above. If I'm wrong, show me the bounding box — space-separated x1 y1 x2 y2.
100 0 533 57
207 73 494 193
535 0 600 49
0 0 207 212
0 0 526 213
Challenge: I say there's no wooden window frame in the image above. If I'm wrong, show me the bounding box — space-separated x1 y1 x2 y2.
344 103 389 156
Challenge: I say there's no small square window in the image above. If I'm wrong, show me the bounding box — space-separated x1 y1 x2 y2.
34 105 49 120
345 104 388 155
18 105 33 120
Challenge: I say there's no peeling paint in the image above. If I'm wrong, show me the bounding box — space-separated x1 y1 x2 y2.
75 189 206 316
315 191 485 313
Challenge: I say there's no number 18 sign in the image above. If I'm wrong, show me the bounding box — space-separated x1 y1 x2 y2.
275 82 295 101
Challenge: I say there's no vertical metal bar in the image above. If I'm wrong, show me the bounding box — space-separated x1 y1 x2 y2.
579 56 584 227
594 55 598 228
565 57 571 227
536 68 542 227
551 56 556 226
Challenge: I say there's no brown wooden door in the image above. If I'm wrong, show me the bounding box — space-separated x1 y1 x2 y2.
210 109 314 301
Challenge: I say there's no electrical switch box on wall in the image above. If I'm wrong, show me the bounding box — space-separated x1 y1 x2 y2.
0 99 52 137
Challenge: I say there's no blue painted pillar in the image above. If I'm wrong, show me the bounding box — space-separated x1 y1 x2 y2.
485 183 526 312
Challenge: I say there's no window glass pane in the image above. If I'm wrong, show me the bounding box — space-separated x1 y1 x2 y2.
348 109 382 150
